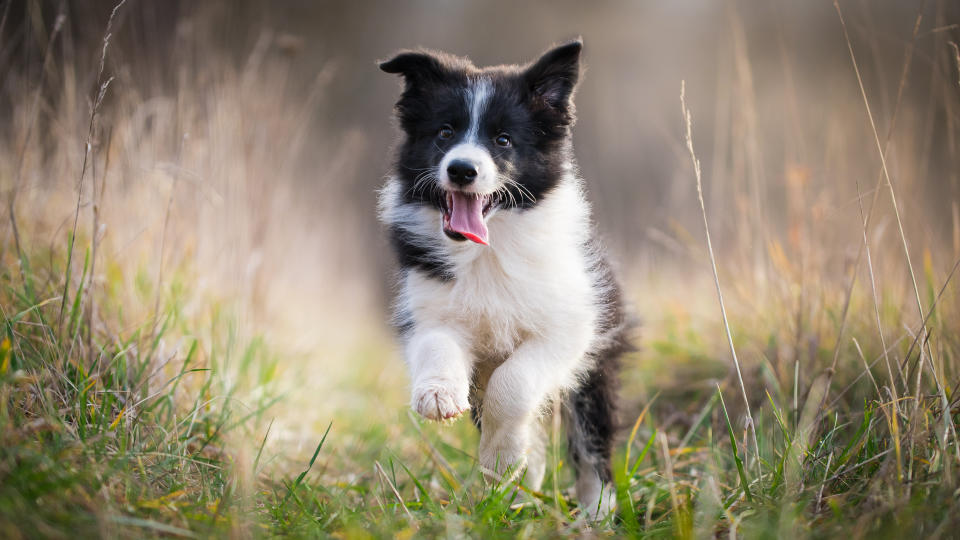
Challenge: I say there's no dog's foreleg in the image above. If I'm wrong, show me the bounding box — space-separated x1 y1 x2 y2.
406 329 471 421
478 332 589 482
523 420 547 491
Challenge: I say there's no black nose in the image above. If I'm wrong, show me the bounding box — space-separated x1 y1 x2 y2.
446 160 478 186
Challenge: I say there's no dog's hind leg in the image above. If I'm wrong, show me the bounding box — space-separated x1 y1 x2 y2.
565 355 618 521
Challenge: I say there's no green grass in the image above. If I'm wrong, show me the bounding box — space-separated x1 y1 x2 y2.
3 233 959 538
0 240 274 537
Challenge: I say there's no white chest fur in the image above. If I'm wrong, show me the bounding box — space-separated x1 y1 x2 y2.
393 177 599 362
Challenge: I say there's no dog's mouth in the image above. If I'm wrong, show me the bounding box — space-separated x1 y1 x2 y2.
440 190 498 245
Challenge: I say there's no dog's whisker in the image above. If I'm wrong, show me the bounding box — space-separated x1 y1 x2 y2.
502 178 535 206
505 183 518 208
406 169 440 202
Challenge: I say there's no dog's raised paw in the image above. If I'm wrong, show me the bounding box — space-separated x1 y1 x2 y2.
411 381 469 421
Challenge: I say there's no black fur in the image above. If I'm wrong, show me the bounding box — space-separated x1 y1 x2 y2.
387 225 453 281
567 256 634 488
565 356 619 485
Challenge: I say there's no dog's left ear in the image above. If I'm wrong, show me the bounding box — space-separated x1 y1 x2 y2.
379 50 449 89
524 39 582 109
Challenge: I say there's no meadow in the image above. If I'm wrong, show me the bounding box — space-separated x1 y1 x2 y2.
2 1 960 538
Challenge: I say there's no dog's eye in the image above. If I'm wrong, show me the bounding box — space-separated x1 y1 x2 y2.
438 125 454 140
495 133 512 147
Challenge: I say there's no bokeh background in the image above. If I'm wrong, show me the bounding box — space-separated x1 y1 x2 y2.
3 0 959 458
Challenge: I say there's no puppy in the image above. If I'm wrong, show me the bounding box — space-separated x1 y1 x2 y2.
378 39 632 519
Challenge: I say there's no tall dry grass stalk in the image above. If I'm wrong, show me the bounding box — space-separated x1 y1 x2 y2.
58 0 122 337
681 80 761 482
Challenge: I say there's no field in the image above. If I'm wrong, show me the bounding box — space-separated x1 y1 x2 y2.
2 1 960 538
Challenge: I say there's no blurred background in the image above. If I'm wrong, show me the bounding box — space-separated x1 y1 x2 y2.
2 0 959 457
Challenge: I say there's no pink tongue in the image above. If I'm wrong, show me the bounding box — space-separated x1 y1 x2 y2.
449 192 489 245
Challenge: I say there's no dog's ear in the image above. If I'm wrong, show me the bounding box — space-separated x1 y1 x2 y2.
523 39 582 109
379 50 449 89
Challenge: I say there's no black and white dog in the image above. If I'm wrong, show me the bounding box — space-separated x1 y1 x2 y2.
378 40 632 519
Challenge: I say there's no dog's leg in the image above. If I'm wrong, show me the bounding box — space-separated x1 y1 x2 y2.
406 329 471 421
478 332 590 483
523 419 547 492
469 383 545 491
565 358 618 521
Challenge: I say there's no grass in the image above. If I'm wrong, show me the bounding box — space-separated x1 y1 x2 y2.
7 245 960 537
3 0 960 538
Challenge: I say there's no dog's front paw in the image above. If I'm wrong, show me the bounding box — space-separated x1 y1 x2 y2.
478 426 529 483
411 380 469 421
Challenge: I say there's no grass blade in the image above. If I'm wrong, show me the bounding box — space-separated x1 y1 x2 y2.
717 385 752 503
283 421 332 506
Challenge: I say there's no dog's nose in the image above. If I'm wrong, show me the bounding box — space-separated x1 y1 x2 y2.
446 160 478 186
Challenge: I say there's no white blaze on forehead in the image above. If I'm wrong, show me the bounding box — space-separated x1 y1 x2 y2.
465 77 492 143
439 76 497 194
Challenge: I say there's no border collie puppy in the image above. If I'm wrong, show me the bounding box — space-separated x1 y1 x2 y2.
378 39 632 519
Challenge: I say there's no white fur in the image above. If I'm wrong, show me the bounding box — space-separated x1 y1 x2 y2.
577 471 616 521
405 329 471 420
380 173 606 487
464 77 491 142
439 143 497 194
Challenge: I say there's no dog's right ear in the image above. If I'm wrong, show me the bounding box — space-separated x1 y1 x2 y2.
379 50 448 88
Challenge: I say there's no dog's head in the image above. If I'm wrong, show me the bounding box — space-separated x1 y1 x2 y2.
381 40 582 245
